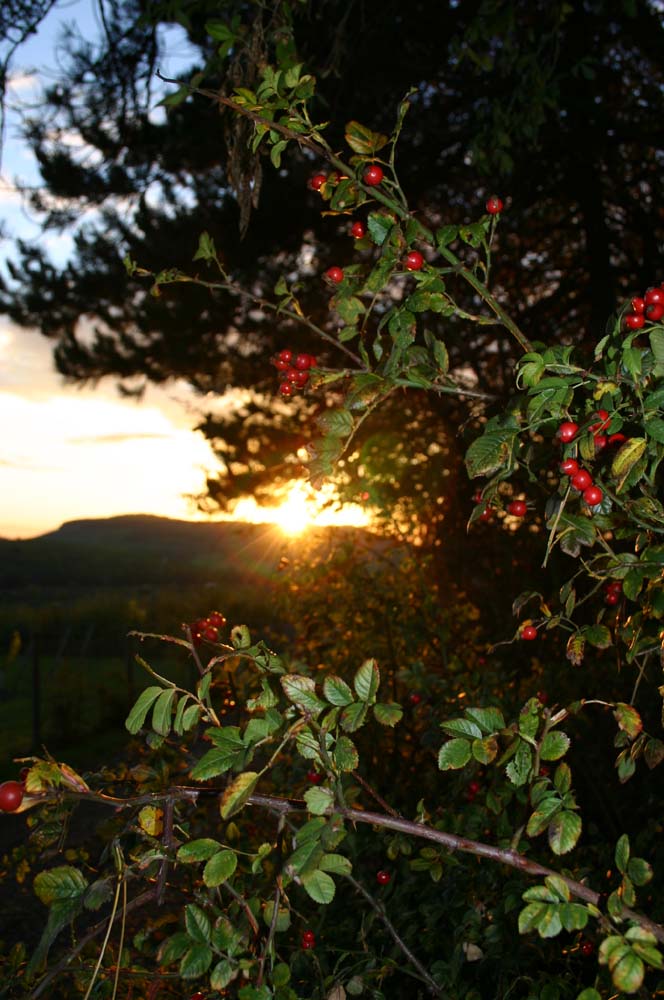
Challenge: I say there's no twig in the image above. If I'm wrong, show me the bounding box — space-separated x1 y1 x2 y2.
345 873 442 996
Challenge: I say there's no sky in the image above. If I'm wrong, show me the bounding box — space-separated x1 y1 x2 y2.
0 2 369 539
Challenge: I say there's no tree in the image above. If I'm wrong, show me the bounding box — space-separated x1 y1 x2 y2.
1 0 663 527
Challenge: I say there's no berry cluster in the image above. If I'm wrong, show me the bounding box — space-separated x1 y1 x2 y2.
185 610 227 647
624 284 664 330
557 418 611 507
0 779 24 813
604 579 623 606
273 349 317 398
301 929 316 950
466 779 482 802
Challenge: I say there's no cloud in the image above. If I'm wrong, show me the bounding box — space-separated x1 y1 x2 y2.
67 432 172 445
6 72 39 94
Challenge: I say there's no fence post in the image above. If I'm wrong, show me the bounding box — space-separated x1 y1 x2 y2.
31 633 41 750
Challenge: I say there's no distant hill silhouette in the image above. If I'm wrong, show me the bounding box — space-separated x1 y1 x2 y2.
0 514 375 591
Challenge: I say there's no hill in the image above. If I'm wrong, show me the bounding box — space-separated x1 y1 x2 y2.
0 514 376 593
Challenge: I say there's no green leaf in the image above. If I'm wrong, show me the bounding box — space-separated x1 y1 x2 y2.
193 230 217 262
645 416 664 443
614 703 643 739
540 732 571 761
615 834 630 873
125 686 164 734
554 762 572 794
526 796 562 837
262 901 291 933
566 632 586 666
627 857 653 886
323 675 354 707
436 224 458 248
438 738 472 770
353 658 380 703
180 943 213 979
281 675 326 717
367 212 395 245
157 931 191 965
190 727 247 780
610 437 647 492
611 948 645 993
316 409 354 437
33 866 88 906
152 688 176 736
582 624 612 649
333 734 359 771
177 839 222 864
373 702 403 726
548 810 581 855
220 771 259 819
319 852 352 876
506 740 532 787
441 718 483 739
576 990 602 1000
203 850 238 888
340 701 368 732
304 786 334 815
465 432 514 478
210 959 236 990
345 120 389 155
471 736 498 764
301 868 336 904
465 707 505 734
185 904 211 944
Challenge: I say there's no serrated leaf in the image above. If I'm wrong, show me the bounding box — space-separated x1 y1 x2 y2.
506 740 532 787
220 772 259 819
611 948 645 993
185 904 211 944
582 624 612 649
373 702 403 726
203 850 237 888
323 675 354 707
554 762 572 794
157 931 191 965
210 958 236 990
471 736 498 763
465 432 513 478
465 706 505 734
526 797 562 837
614 703 643 739
441 718 483 739
576 990 602 1000
301 868 336 904
611 438 647 492
367 212 395 245
180 943 213 979
304 786 334 815
627 857 653 886
152 688 176 736
319 852 352 876
345 120 389 155
548 810 581 855
177 839 222 863
190 728 246 780
333 734 359 771
340 701 368 732
353 659 380 703
125 686 164 734
540 732 571 761
193 230 216 262
34 866 88 906
281 675 326 717
316 409 354 436
438 738 472 770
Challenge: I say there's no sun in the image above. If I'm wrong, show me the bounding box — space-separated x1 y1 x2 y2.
229 481 371 535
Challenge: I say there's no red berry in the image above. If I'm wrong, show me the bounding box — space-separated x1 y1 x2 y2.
479 506 492 521
350 220 366 239
631 297 646 314
507 500 527 517
194 618 210 632
363 164 384 186
645 286 664 306
570 470 592 491
325 266 344 284
376 870 391 885
521 625 538 641
592 409 611 431
306 770 322 784
405 250 424 271
646 303 664 322
583 485 603 506
207 611 226 628
486 195 504 215
606 580 623 594
625 312 645 331
0 781 24 813
593 434 607 450
301 930 316 949
275 357 290 371
203 625 219 643
557 421 579 443
190 994 206 1000
279 382 294 398
605 591 620 606
190 630 203 647
468 780 481 795
409 692 422 705
278 349 293 363
560 458 579 475
309 174 326 191
295 353 314 370
608 433 627 445
292 370 309 388
580 940 595 958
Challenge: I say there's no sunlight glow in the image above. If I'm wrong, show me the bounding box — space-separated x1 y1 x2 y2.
230 482 371 535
